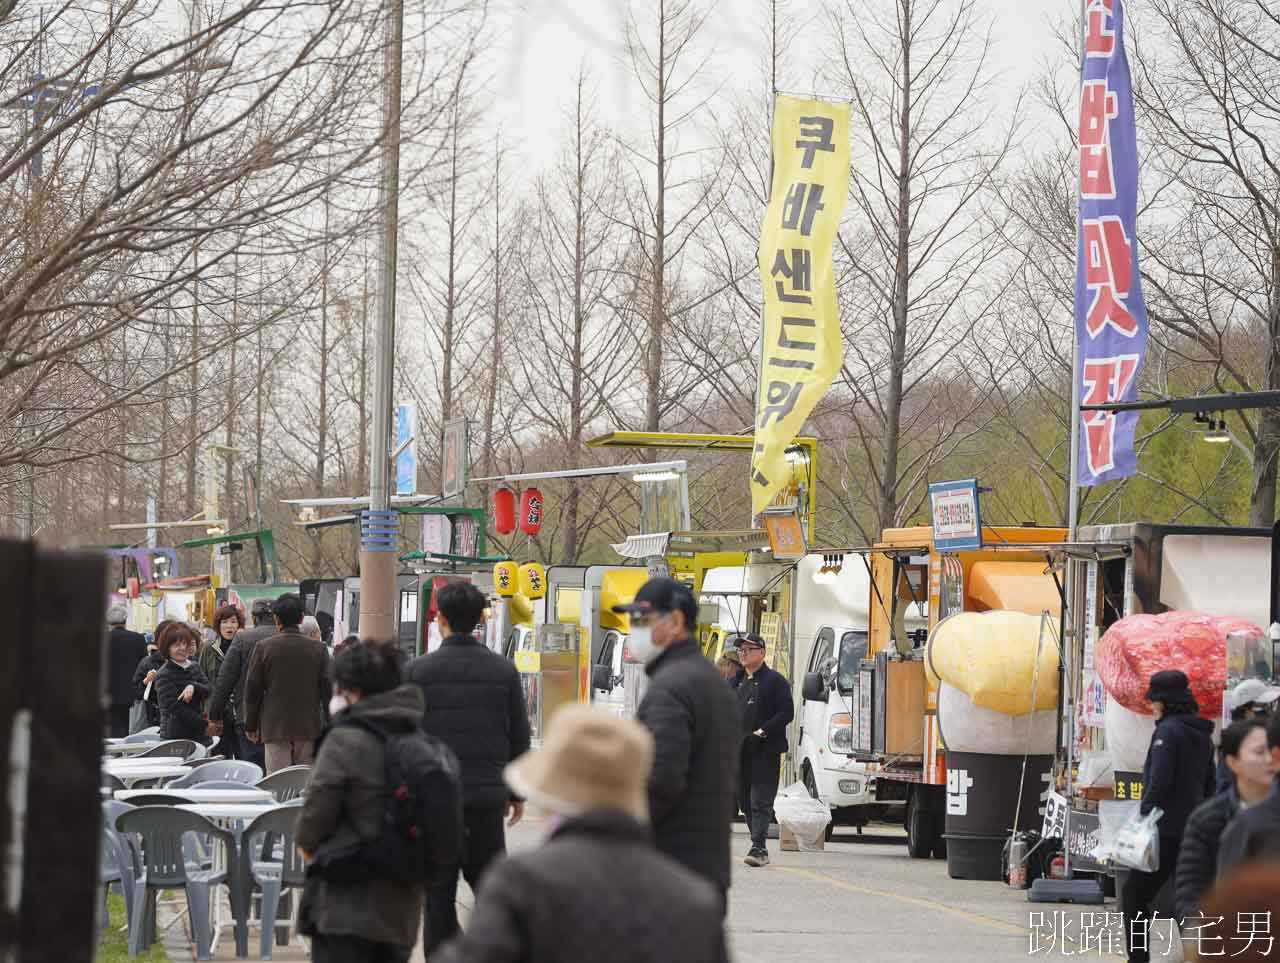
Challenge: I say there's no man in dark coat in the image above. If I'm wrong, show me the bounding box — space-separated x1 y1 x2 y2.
1217 713 1280 875
1122 670 1216 963
406 581 530 957
1174 718 1274 923
616 577 740 912
243 593 331 773
106 604 149 737
434 704 728 963
731 632 793 867
209 597 275 768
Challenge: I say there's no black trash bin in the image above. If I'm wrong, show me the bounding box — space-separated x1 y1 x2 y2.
943 751 1053 881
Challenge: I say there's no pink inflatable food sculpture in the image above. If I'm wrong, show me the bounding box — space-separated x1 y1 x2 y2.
1096 612 1262 718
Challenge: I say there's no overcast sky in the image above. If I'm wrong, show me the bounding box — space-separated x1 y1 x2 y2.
488 0 1076 176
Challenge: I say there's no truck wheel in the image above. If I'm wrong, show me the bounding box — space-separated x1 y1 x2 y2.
906 789 936 859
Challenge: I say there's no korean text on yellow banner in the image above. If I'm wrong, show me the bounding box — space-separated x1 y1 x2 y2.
751 95 850 515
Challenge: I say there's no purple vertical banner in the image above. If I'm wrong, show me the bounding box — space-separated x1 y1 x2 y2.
1074 0 1147 485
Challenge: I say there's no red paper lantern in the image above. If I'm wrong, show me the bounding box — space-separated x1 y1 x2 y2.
519 487 544 535
493 488 516 534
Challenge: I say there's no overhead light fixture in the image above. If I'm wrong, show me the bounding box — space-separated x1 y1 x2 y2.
633 470 681 483
1204 416 1230 444
812 553 844 584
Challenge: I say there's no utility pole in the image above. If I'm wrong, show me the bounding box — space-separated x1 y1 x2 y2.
359 0 404 641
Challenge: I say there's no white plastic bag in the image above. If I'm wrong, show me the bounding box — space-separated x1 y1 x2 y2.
773 782 831 849
1096 800 1162 872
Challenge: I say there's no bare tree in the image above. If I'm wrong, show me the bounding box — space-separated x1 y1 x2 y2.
823 0 1022 539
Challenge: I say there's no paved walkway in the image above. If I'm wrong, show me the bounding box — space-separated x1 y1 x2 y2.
158 817 1155 961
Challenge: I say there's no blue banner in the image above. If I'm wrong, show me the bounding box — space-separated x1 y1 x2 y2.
1074 0 1147 485
394 403 416 496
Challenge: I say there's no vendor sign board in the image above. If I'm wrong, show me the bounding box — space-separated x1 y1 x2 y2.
750 95 850 515
928 478 982 551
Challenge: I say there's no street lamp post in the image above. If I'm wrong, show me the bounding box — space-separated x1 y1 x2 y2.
358 0 404 641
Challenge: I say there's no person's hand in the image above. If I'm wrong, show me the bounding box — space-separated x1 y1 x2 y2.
246 730 260 744
144 670 158 685
753 728 766 739
297 845 313 863
207 720 223 738
506 799 525 828
180 685 195 703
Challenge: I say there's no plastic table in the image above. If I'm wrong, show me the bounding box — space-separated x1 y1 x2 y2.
117 789 275 804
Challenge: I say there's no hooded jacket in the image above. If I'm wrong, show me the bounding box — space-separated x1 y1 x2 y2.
1139 712 1216 838
636 638 740 891
154 659 212 743
433 810 727 963
295 685 427 948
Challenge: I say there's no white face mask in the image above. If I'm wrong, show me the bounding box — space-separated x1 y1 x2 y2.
628 624 663 665
329 694 349 717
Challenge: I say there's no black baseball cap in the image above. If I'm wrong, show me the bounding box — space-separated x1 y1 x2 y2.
612 577 698 625
731 633 766 651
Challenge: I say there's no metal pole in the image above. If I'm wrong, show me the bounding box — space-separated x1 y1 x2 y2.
359 0 404 641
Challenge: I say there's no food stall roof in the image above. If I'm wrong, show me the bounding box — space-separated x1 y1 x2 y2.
471 461 687 483
967 561 1063 616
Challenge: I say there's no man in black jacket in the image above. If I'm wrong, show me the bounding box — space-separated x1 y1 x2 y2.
106 604 149 736
1217 713 1280 876
731 633 793 867
1175 718 1274 924
407 581 530 957
208 597 274 769
615 577 740 912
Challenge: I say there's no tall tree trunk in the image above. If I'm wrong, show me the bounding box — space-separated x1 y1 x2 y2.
224 255 240 529
565 82 588 563
355 263 370 569
1249 245 1280 526
440 106 460 454
482 139 502 480
878 0 912 533
645 0 668 434
185 248 200 515
314 206 331 571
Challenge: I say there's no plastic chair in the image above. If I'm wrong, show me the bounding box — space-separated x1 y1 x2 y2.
115 806 238 961
167 760 263 788
101 801 138 934
183 756 228 768
124 732 162 744
102 773 126 792
255 766 310 803
135 739 200 759
239 806 306 959
117 792 192 807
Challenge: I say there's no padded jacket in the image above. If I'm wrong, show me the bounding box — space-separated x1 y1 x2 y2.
154 659 211 743
1217 776 1280 877
1174 786 1242 922
407 635 531 809
636 638 740 891
433 811 727 963
295 685 426 947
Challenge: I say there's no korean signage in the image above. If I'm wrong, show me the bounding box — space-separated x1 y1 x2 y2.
751 95 851 515
762 506 807 560
1074 0 1148 485
928 478 982 551
1113 770 1144 802
394 402 417 496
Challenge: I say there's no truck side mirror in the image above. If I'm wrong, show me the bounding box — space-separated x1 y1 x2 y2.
802 672 827 703
591 664 613 693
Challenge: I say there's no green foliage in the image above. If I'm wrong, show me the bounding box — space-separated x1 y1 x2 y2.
95 893 169 963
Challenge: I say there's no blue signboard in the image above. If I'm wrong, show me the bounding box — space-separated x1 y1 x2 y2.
394 403 416 496
928 478 982 552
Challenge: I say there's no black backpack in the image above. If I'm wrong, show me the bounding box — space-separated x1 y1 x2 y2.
309 714 463 884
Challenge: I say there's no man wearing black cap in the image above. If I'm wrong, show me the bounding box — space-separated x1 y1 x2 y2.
614 577 740 912
731 633 793 867
1121 669 1215 963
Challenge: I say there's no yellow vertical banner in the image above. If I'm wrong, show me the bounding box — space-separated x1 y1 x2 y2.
751 95 851 515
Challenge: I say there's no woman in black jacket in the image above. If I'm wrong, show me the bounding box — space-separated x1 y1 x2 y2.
130 619 173 728
1122 670 1216 963
154 623 212 744
1174 718 1274 924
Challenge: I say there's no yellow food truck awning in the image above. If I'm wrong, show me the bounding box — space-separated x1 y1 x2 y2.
967 561 1061 616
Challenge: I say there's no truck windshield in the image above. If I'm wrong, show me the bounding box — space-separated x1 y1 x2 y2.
837 630 868 694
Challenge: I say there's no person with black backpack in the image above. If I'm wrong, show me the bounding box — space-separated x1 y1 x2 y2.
296 640 463 963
